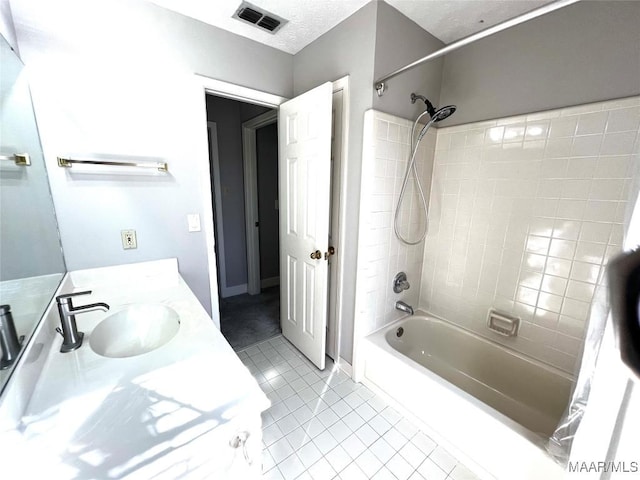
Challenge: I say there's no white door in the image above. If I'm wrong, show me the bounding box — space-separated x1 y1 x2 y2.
279 82 333 370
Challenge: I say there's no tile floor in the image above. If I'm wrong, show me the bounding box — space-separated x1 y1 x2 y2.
237 335 482 480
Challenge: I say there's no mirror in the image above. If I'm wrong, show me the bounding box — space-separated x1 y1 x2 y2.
0 34 66 393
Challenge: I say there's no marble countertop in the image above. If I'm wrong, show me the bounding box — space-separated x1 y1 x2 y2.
0 259 269 478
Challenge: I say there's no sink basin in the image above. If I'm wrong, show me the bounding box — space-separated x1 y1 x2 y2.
89 305 180 358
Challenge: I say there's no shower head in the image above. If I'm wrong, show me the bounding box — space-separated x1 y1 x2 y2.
415 105 457 142
432 105 456 122
410 93 456 123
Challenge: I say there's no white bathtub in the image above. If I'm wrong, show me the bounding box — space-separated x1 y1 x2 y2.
356 312 574 480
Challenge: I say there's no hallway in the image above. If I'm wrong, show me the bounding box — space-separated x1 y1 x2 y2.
220 286 281 350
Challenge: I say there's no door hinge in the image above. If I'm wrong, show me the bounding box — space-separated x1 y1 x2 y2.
324 246 335 260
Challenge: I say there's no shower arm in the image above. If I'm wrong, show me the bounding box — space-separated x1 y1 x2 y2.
374 0 581 96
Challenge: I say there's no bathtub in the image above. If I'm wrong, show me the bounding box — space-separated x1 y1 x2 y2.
356 312 574 480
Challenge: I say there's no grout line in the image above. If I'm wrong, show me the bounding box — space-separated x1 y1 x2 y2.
249 334 484 480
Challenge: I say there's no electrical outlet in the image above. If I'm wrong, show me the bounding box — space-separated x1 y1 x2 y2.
121 229 137 249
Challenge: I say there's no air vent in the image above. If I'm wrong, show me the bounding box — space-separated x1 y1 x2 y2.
233 1 287 34
237 7 262 24
258 16 281 32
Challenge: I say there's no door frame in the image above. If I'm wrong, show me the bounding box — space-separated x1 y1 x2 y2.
327 76 350 364
242 110 278 295
195 74 285 329
195 74 349 368
206 122 227 297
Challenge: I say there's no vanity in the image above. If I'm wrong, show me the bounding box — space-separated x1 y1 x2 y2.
0 259 269 478
1 23 268 479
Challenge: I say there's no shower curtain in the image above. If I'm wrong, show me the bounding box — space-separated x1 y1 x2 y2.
548 153 640 468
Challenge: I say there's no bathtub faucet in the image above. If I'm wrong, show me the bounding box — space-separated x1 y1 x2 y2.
395 301 414 315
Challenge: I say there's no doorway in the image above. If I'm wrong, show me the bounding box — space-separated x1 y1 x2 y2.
206 95 280 350
199 76 349 369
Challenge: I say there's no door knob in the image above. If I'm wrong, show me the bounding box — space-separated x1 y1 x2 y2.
324 246 335 260
310 250 322 260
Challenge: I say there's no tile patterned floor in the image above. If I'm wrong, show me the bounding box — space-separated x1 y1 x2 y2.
237 335 482 480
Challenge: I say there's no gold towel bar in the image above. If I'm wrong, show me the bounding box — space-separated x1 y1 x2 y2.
57 157 168 172
0 154 31 166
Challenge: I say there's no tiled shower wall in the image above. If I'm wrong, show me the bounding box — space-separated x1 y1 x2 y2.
421 97 640 373
355 110 436 336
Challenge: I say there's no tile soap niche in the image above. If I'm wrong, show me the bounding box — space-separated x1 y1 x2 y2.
487 309 520 337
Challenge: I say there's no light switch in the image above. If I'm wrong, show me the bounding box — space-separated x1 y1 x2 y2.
187 214 201 232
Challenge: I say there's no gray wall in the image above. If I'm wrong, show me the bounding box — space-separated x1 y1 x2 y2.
293 1 378 363
372 0 444 121
205 95 271 289
256 123 279 281
12 0 292 318
440 0 640 126
207 96 246 288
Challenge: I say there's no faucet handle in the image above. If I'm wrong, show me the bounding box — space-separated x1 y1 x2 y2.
393 272 410 294
56 290 92 303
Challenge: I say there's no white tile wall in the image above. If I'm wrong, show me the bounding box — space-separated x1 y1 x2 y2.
421 97 640 373
355 110 437 336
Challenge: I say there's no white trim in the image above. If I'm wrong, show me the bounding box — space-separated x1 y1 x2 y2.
196 75 287 108
261 276 280 289
207 122 228 301
330 75 350 365
195 96 220 328
336 357 353 378
242 110 278 295
222 283 248 298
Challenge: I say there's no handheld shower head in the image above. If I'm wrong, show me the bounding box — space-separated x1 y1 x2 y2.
432 105 456 122
410 93 456 123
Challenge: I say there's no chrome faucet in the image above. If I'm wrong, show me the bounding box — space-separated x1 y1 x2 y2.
56 291 110 353
0 305 22 369
395 301 414 315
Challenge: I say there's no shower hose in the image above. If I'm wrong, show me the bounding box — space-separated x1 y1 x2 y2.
394 112 436 245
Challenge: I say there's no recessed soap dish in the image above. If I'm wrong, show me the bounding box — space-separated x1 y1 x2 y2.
487 309 520 337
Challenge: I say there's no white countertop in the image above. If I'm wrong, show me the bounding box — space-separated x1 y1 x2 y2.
0 259 269 479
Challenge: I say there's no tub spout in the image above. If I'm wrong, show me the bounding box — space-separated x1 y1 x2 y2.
395 301 414 315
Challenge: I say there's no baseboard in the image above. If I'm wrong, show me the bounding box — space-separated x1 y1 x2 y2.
337 357 353 378
222 283 248 298
261 276 280 289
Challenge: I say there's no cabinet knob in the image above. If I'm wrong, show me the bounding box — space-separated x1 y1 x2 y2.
229 431 252 464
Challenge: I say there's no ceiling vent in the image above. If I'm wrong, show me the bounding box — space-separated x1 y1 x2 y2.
233 1 287 34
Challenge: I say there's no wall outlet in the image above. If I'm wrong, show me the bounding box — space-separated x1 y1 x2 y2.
121 229 137 249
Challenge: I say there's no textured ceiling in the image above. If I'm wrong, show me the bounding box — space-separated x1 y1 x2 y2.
146 0 370 55
386 0 554 44
147 0 557 54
